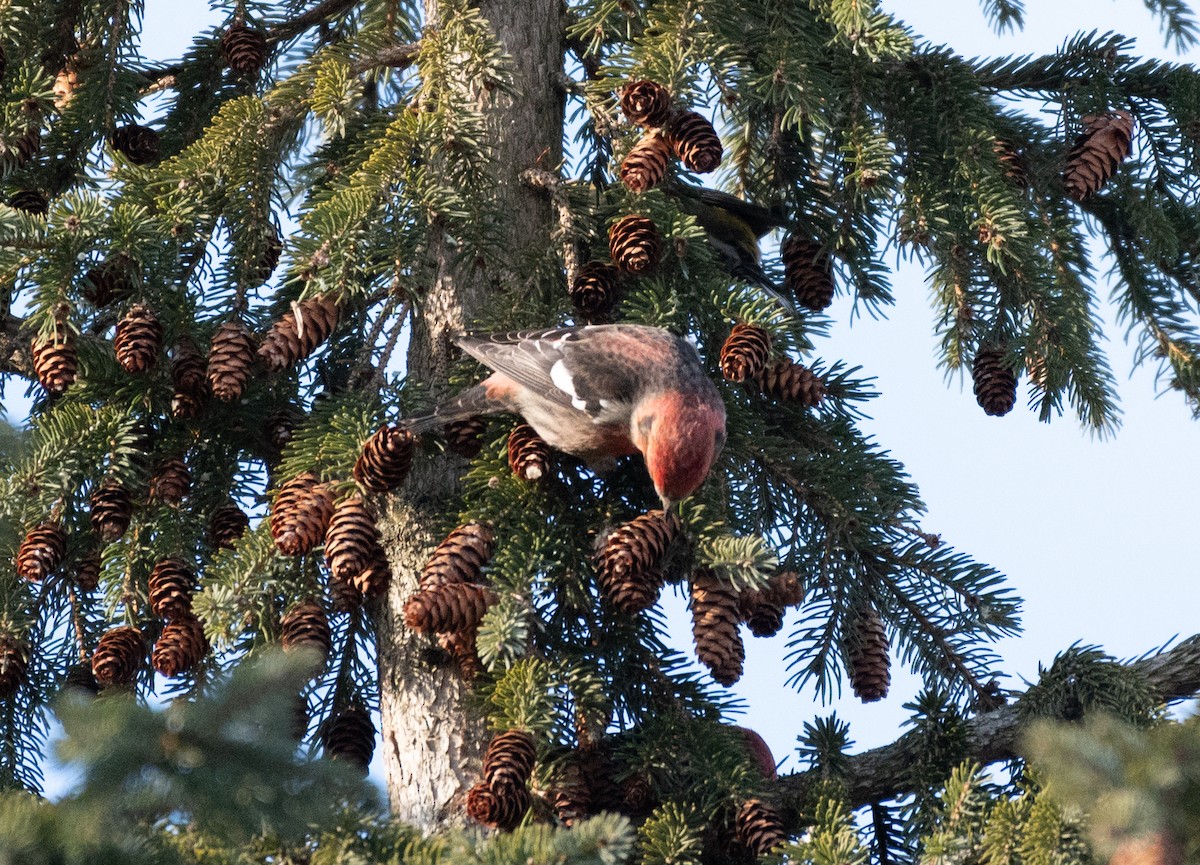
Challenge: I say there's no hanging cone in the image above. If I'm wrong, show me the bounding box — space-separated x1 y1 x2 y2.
972 346 1017 417
0 633 28 698
550 759 593 826
619 131 672 193
352 545 391 599
82 257 134 308
170 338 209 418
91 625 144 688
620 773 656 818
664 110 723 173
595 510 680 613
738 571 803 638
149 456 190 506
269 471 335 556
0 128 40 175
993 138 1028 189
207 320 257 401
91 478 133 542
258 295 340 372
438 629 482 680
846 602 890 702
31 334 77 395
329 569 363 613
353 425 415 492
75 548 102 591
15 521 66 581
720 323 772 383
322 704 375 773
220 22 269 76
1063 110 1134 201
577 743 623 813
402 582 496 635
280 599 332 661
755 358 826 406
608 214 662 274
466 781 531 831
444 416 487 458
255 228 284 284
619 79 672 127
152 613 207 677
420 522 495 591
569 261 622 321
264 403 305 454
735 798 788 857
782 235 835 310
482 729 537 795
148 558 195 620
324 495 381 580
733 725 777 780
110 124 160 165
508 423 551 482
207 502 249 549
9 189 48 215
114 303 163 373
690 569 744 685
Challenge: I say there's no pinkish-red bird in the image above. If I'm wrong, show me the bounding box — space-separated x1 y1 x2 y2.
405 324 727 506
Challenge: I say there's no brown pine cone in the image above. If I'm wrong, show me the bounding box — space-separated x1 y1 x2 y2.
420 522 495 591
264 403 305 454
170 338 209 418
609 214 661 274
16 521 66 581
148 558 195 620
664 110 723 173
91 626 144 688
402 582 496 635
846 602 890 703
466 781 531 831
152 613 208 677
619 131 672 193
595 510 680 594
352 545 391 599
734 725 777 780
353 425 415 492
75 549 102 591
690 569 744 686
110 124 160 165
280 599 332 660
549 760 592 826
220 22 269 77
32 334 77 395
91 478 133 542
1064 110 1134 201
114 303 163 373
0 128 40 175
569 261 622 321
207 320 257 401
329 570 363 613
755 358 826 406
972 346 1017 417
738 571 803 638
258 295 340 372
255 228 284 284
82 257 134 308
322 704 375 773
150 457 190 506
207 502 249 549
0 633 28 698
269 472 334 556
782 236 835 311
437 629 482 680
720 323 772 383
508 423 551 482
993 138 1028 189
735 798 788 857
483 729 537 795
444 416 487 458
600 565 664 615
620 80 672 127
324 495 381 580
9 189 48 215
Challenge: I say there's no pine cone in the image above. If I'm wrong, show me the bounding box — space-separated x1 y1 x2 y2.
690 570 744 686
31 335 77 395
269 472 334 556
734 725 777 780
993 138 1028 189
402 582 496 635
207 320 257 401
75 549 102 591
148 558 195 620
483 729 537 795
91 626 144 688
329 570 363 613
755 358 825 406
550 760 593 826
609 214 661 274
619 131 672 193
322 704 375 773
170 338 209 418
352 545 391 599
207 502 249 549
664 110 723 173
114 303 163 373
0 633 28 698
353 425 415 492
110 124 160 165
83 257 134 308
720 323 772 383
846 602 890 703
420 522 495 591
152 613 207 677
466 781 531 831
972 346 1017 417
255 228 284 284
444 416 487 458
508 423 551 482
280 599 332 660
150 457 190 506
595 510 680 612
220 22 269 77
620 80 672 127
738 571 802 638
569 261 622 321
91 478 133 542
258 295 340 372
324 495 381 580
782 236 835 310
264 404 305 453
1064 110 1134 201
15 521 66 581
0 128 40 175
9 189 48 215
735 798 788 857
437 629 482 680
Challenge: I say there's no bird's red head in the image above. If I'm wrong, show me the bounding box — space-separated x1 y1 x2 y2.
633 391 727 507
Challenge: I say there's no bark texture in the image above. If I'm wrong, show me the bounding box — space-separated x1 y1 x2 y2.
376 0 564 829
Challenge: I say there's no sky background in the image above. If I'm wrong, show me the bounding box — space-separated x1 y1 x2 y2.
39 0 1200 793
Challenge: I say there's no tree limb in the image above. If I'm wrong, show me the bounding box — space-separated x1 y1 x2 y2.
0 313 31 379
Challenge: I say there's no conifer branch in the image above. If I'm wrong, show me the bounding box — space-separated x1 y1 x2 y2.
0 312 32 379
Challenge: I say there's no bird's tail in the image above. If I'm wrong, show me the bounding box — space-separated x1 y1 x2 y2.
398 384 497 434
734 263 797 316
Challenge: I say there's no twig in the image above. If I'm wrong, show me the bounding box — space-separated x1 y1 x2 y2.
519 167 582 287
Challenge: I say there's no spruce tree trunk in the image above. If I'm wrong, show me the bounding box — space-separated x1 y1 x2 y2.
375 0 564 829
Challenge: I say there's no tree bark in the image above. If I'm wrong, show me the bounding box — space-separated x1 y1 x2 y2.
376 0 564 829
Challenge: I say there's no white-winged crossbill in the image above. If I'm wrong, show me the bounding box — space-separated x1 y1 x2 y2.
406 324 727 507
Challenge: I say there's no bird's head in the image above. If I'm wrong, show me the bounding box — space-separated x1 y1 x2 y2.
633 390 727 508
